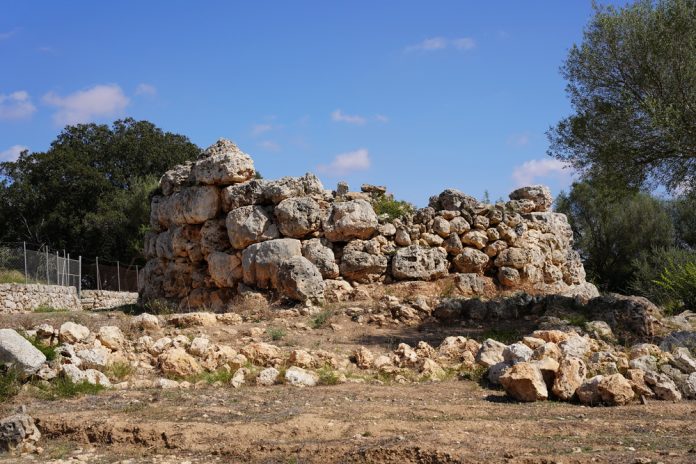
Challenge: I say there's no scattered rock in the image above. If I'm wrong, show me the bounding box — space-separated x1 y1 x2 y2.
0 329 46 375
499 362 548 402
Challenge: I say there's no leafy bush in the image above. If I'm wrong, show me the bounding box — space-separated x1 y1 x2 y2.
267 327 286 341
654 257 696 313
105 362 134 381
310 309 334 329
371 194 414 220
630 246 696 312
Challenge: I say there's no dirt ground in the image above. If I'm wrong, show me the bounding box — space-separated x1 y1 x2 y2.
2 309 695 463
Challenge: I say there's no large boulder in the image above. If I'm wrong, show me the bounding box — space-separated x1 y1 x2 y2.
597 374 635 405
302 238 339 279
242 238 302 289
274 197 323 238
508 185 553 212
0 413 41 453
585 294 661 338
476 339 507 368
190 139 255 185
226 205 279 249
324 200 378 242
391 245 448 281
152 186 220 227
158 348 203 378
159 162 192 196
452 248 489 274
499 362 548 402
429 189 478 211
59 322 90 344
552 357 587 401
0 329 46 375
199 218 230 256
262 173 325 204
206 251 243 288
339 249 388 283
276 256 325 303
285 366 319 387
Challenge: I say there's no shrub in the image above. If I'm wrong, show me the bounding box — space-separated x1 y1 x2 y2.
654 257 696 313
35 377 105 400
105 362 134 381
33 305 67 313
630 246 696 312
317 365 340 385
0 268 25 284
371 194 414 220
310 309 333 329
267 327 286 341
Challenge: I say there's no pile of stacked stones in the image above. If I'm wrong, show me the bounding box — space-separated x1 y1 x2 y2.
141 139 596 310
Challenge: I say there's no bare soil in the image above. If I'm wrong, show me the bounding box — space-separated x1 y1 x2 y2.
1 309 695 463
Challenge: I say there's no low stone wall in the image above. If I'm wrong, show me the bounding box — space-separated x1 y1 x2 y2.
0 284 81 313
80 290 139 310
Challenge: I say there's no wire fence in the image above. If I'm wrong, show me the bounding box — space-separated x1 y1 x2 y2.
0 242 139 293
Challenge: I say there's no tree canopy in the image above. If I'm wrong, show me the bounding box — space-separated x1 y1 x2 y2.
0 118 200 263
548 0 696 193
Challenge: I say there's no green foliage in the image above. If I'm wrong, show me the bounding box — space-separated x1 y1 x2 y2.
184 369 234 385
555 180 674 292
0 118 199 263
35 377 105 400
310 309 334 329
267 327 286 341
479 328 522 345
317 365 340 385
0 268 25 284
104 361 134 381
143 298 177 315
371 193 414 220
33 305 67 313
654 255 696 312
458 365 487 383
630 246 696 307
0 367 22 403
23 335 57 361
548 0 696 194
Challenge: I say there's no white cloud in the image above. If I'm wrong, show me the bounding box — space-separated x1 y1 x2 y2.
512 158 573 187
258 140 280 152
43 84 130 125
0 91 37 120
374 114 389 123
317 148 370 176
251 123 274 136
135 83 157 96
405 36 476 52
0 144 28 162
331 109 366 125
507 133 530 147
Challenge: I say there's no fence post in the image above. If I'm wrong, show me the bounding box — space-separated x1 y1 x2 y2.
96 257 100 291
56 252 59 285
78 256 82 296
45 247 49 285
136 265 139 293
23 241 27 284
116 261 121 292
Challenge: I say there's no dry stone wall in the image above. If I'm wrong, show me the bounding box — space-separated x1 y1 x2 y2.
0 284 80 312
80 290 139 311
141 139 597 310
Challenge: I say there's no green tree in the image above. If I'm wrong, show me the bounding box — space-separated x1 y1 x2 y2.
555 180 674 292
0 118 199 263
548 0 696 193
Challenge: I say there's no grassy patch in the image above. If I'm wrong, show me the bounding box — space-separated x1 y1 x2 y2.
34 377 105 400
267 327 287 341
479 328 521 345
311 309 334 329
317 365 341 385
143 298 177 315
564 314 587 327
0 268 25 284
105 362 134 381
0 367 22 403
183 369 234 385
33 304 67 313
458 365 487 383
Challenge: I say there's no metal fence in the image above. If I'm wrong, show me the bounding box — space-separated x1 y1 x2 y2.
0 242 139 293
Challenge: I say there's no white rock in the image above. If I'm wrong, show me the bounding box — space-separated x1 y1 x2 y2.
59 322 90 344
256 367 280 386
284 366 319 387
62 364 111 387
97 326 125 351
0 329 46 375
131 313 160 331
503 343 533 365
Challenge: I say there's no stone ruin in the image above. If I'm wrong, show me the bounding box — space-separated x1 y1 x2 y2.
141 139 598 310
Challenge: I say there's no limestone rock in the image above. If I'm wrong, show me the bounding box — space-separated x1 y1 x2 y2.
301 238 339 279
391 245 448 281
275 197 323 238
597 374 635 406
206 251 243 288
340 248 388 283
0 413 41 453
97 326 125 351
76 347 110 369
159 162 192 196
476 339 507 368
429 189 478 211
285 366 318 387
353 347 374 369
509 185 553 212
152 186 220 227
226 205 279 249
191 139 255 185
644 371 683 401
499 362 548 402
158 348 203 378
552 357 587 400
240 342 282 365
59 322 90 344
576 375 604 405
497 267 520 287
276 256 325 303
503 343 533 365
242 238 302 289
452 248 489 274
231 368 248 388
289 350 315 369
62 364 111 387
256 367 280 386
0 329 46 375
461 230 488 249
131 313 160 331
169 312 218 327
324 200 378 242
488 361 511 386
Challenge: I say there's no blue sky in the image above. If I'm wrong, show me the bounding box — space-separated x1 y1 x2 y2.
0 1 624 206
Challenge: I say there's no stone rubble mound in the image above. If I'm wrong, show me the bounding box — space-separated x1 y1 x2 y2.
141 139 596 310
